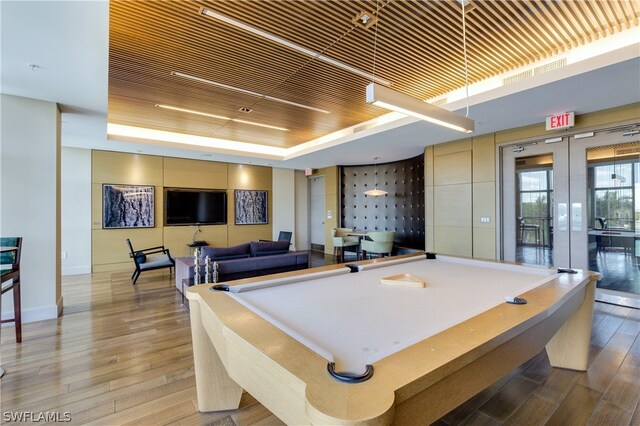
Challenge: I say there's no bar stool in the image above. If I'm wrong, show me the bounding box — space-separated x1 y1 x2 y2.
518 217 541 246
1 237 23 378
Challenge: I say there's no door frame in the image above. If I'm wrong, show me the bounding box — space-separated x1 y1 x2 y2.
567 120 640 272
308 175 326 251
498 136 570 267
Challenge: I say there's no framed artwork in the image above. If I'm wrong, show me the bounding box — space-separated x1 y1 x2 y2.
234 189 268 225
103 184 155 229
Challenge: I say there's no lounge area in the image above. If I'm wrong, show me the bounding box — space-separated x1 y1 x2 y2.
174 240 309 293
2 2 639 425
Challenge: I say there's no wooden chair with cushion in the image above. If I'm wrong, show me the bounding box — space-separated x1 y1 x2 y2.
332 227 360 263
1 237 22 344
126 239 175 285
361 231 395 259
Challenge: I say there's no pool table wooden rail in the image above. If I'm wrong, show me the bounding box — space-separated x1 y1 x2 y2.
187 254 598 425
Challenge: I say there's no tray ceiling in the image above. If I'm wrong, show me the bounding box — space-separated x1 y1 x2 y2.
108 0 639 149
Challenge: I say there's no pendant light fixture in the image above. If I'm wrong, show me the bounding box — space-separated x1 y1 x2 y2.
365 1 475 133
364 157 388 197
611 147 626 183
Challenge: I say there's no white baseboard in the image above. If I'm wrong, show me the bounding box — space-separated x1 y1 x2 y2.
62 266 92 276
1 303 60 325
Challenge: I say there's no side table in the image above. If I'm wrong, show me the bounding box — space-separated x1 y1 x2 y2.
186 241 208 256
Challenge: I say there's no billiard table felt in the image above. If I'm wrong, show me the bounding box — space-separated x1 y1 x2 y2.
225 255 558 373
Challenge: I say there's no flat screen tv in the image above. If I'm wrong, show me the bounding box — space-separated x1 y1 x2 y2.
165 188 227 225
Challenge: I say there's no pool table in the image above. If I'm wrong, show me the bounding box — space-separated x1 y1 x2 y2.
186 253 598 425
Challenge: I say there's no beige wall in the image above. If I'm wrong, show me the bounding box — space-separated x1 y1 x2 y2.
1 94 62 322
91 151 272 272
61 147 92 275
430 139 474 257
425 102 640 259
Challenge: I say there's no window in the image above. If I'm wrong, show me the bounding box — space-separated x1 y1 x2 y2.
592 162 636 230
516 168 553 246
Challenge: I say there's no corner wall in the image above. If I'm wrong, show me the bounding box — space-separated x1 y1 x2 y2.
1 94 62 323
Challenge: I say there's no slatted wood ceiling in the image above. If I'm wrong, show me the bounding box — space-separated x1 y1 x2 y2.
109 0 640 148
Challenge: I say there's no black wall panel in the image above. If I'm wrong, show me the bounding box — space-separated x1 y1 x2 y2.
341 154 425 250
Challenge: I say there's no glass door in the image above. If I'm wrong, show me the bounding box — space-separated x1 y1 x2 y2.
569 132 639 298
501 139 569 267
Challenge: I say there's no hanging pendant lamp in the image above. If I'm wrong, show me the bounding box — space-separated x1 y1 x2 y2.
364 157 388 196
364 0 475 133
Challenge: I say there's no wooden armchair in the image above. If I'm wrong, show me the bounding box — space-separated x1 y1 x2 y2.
126 239 175 285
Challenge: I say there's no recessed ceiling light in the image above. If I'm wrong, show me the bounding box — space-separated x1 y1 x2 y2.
171 71 330 114
155 104 288 132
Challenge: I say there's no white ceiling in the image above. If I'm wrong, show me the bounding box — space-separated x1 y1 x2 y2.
2 1 639 169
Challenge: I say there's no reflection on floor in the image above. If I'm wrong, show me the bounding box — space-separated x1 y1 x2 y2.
309 249 355 267
516 245 639 296
589 249 640 295
515 245 553 266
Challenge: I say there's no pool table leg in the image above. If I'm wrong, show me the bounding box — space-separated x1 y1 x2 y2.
190 300 243 412
545 278 596 371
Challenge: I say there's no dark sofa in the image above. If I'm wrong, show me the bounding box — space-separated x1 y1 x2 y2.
175 241 308 293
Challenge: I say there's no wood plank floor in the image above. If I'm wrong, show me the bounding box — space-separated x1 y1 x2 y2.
1 270 638 425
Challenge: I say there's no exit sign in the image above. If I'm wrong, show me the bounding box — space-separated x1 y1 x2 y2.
546 112 574 130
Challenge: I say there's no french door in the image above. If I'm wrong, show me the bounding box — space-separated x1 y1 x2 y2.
500 122 640 299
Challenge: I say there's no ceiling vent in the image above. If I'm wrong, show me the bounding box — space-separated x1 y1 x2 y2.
502 58 567 86
239 107 253 113
616 146 640 156
353 121 378 134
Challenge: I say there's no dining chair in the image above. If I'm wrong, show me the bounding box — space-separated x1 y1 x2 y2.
332 228 360 263
1 237 22 344
361 231 395 259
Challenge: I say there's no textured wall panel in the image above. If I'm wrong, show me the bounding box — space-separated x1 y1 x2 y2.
341 155 424 250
